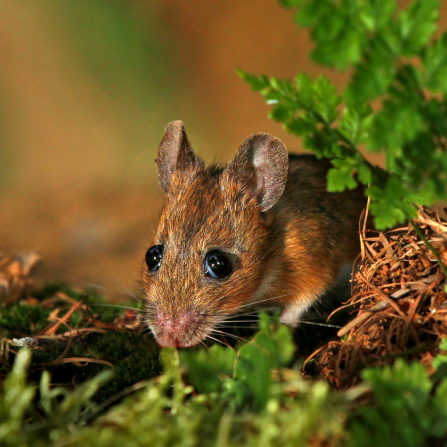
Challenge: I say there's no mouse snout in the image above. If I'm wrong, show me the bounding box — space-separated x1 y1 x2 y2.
154 308 205 348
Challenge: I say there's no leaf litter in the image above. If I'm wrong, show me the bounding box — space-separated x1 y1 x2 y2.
316 207 447 389
0 251 151 381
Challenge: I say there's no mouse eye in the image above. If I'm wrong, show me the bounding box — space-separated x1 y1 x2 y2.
145 245 163 271
204 249 232 279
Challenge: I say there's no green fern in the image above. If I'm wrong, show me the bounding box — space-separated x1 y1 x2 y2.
240 0 447 229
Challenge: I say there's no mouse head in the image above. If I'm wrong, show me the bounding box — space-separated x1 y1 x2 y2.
142 121 288 347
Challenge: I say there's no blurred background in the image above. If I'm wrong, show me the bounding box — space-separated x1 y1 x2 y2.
0 0 445 293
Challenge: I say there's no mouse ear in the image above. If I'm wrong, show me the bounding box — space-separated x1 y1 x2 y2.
156 121 203 193
226 133 288 211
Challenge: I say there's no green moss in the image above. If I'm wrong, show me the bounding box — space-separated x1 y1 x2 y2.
0 304 53 335
4 334 447 447
2 282 447 446
0 282 161 406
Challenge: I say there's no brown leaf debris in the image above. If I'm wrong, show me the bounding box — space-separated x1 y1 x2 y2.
317 207 447 389
0 251 146 370
0 251 41 304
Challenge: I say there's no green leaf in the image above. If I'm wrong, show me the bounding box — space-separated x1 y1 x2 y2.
241 0 447 230
339 104 372 145
285 117 317 137
236 69 270 92
327 164 358 192
358 0 397 32
433 378 447 436
278 0 300 7
234 336 273 410
58 369 113 423
180 345 236 394
363 360 432 411
397 0 439 55
0 349 35 443
368 97 425 152
258 313 295 368
160 348 193 414
368 177 418 229
357 163 372 185
294 0 334 29
233 314 294 410
423 32 447 93
345 41 396 105
433 339 447 376
39 371 68 417
296 0 366 69
295 73 315 110
349 359 447 446
314 76 341 124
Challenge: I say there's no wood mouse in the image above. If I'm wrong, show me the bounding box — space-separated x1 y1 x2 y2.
142 121 366 348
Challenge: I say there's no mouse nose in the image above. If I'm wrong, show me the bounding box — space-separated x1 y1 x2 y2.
154 309 202 348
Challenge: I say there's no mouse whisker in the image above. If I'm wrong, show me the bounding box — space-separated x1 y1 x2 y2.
86 304 141 312
209 329 247 343
214 306 278 320
199 340 216 358
297 321 342 328
214 294 231 303
215 320 261 324
204 335 230 347
233 292 296 310
221 310 262 317
295 315 336 321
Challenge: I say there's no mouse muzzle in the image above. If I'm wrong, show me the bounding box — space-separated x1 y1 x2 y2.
150 308 209 348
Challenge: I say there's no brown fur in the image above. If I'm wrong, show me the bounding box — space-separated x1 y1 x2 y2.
142 121 366 347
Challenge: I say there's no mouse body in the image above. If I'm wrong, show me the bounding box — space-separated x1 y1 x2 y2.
142 121 366 348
